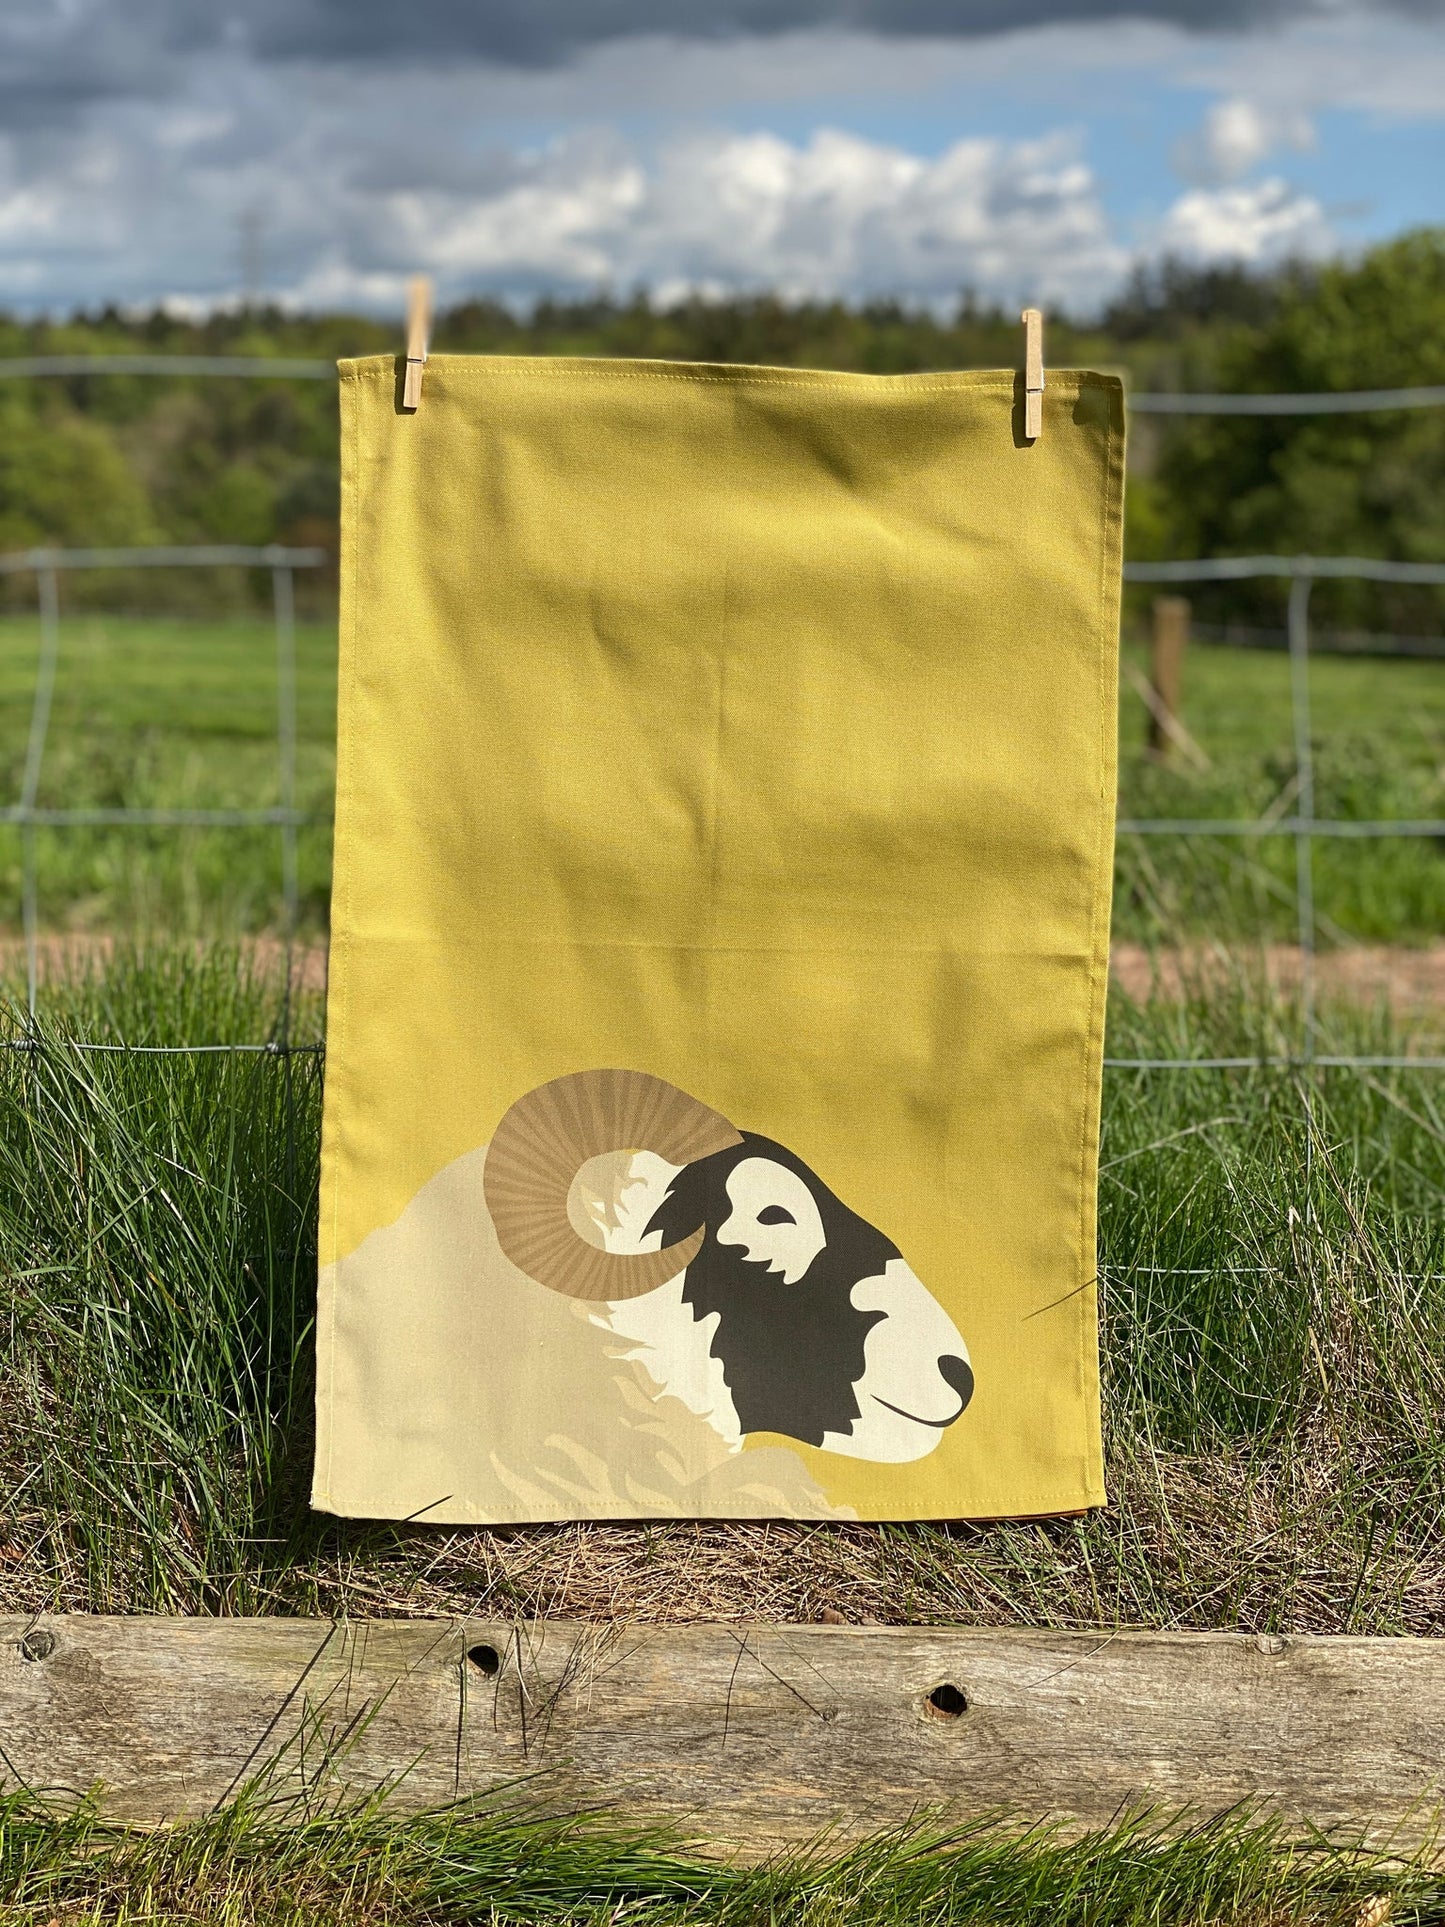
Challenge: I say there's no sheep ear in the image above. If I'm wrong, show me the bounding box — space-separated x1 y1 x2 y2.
484 1070 741 1301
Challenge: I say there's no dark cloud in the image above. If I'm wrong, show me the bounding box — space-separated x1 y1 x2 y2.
0 5 176 130
193 0 1445 65
5 0 1442 107
1 0 1438 144
228 0 1286 65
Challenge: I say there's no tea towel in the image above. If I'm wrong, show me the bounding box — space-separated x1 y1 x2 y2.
313 354 1124 1524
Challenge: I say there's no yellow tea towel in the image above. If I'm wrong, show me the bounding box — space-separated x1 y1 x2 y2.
314 354 1124 1525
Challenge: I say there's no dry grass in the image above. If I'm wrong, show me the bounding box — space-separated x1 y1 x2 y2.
5 1441 1441 1637
151 1432 1439 1637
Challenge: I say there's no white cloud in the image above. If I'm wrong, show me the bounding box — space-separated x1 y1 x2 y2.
0 89 1132 313
0 185 66 247
320 127 1127 310
1156 177 1333 263
1172 96 1315 184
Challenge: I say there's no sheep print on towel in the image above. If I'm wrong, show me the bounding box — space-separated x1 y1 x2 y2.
314 354 1124 1526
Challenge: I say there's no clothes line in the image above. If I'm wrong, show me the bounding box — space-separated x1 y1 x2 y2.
1 355 1443 416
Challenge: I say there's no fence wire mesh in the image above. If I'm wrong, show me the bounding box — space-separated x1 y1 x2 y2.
4 543 1443 1073
1116 554 1445 1072
1 544 325 1053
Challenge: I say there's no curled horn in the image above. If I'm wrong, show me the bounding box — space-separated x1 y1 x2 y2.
483 1069 743 1301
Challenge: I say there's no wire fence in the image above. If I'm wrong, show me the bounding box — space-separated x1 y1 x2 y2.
1 356 1442 1084
1118 555 1445 1073
1 544 325 1055
2 542 1442 1079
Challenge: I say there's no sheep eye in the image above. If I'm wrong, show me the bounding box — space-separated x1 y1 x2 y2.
756 1205 796 1226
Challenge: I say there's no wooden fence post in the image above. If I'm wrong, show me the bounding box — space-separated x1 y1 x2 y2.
1149 595 1191 760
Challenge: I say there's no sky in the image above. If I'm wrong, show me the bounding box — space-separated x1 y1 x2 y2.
1 1 1443 317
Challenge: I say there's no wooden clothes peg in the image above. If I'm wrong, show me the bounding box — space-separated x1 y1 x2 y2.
1021 307 1044 440
403 275 433 410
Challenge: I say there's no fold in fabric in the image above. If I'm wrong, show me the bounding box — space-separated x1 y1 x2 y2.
314 354 1124 1525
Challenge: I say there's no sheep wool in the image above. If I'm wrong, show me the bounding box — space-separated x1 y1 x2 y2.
314 353 1124 1525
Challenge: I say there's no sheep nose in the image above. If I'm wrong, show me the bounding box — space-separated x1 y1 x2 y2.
937 1355 975 1414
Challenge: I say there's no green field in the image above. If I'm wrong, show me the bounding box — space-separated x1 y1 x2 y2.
1117 633 1445 945
5 239 1445 1927
0 610 336 937
2 610 1443 947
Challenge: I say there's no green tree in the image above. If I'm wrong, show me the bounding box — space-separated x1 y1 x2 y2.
0 395 155 554
1155 230 1445 628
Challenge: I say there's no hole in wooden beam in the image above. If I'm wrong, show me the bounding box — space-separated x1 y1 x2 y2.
19 1630 55 1663
924 1682 968 1719
466 1642 502 1677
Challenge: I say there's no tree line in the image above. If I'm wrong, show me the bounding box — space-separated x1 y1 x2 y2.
0 229 1441 629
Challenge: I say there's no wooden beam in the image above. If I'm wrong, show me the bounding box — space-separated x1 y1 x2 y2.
3 1619 1444 1846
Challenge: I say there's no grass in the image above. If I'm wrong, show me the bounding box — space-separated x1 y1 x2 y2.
1117 634 1445 944
0 1786 1435 1927
0 994 1439 1921
2 611 1445 942
0 611 335 937
2 944 1444 1634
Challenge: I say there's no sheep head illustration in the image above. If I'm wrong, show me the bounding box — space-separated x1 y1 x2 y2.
482 1068 974 1460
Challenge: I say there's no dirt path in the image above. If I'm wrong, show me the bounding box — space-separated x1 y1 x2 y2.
1110 942 1445 1008
0 934 330 993
6 935 1445 1009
